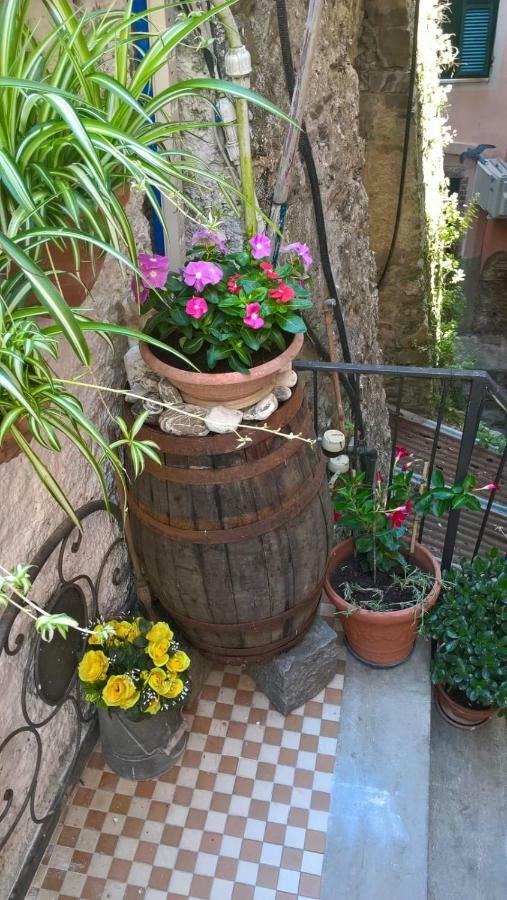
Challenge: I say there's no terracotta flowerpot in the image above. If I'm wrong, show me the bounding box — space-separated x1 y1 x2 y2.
324 537 441 666
0 419 32 465
140 332 304 409
434 683 497 729
20 186 130 308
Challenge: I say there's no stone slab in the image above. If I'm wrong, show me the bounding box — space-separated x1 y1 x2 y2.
321 638 432 900
428 702 507 900
247 616 339 715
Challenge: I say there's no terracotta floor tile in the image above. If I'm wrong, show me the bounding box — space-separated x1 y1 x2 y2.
84 810 106 832
82 876 106 899
107 857 132 882
215 856 238 880
257 863 279 889
232 884 255 900
304 830 327 853
148 800 169 822
73 787 96 807
299 872 322 897
70 849 92 873
135 841 157 864
225 815 247 837
186 808 208 829
175 848 198 872
148 865 171 891
200 830 223 854
58 825 81 848
281 847 304 870
191 874 214 898
134 780 155 798
264 823 286 844
287 807 309 828
42 868 66 891
219 755 239 774
122 816 144 838
249 799 269 820
241 741 262 759
95 833 117 855
161 823 183 846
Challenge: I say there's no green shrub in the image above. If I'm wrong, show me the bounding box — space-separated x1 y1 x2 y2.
421 549 507 712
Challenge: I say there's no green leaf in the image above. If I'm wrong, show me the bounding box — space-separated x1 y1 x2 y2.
280 315 307 334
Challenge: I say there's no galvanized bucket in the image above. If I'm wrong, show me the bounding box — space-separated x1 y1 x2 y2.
98 706 187 780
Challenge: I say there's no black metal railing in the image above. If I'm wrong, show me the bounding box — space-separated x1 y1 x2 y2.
294 360 507 569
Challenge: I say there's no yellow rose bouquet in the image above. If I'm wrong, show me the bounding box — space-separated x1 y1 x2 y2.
77 615 191 720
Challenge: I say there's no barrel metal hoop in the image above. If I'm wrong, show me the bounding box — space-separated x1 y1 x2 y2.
181 608 320 662
163 580 323 636
128 458 326 544
143 410 312 485
125 383 304 456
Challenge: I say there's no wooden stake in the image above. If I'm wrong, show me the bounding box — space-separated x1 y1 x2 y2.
410 461 429 557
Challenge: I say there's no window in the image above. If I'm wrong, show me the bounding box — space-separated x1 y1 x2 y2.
443 0 500 78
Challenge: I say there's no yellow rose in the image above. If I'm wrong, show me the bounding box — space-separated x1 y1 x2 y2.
147 668 169 694
162 677 184 699
114 621 132 640
147 637 171 667
102 675 140 709
78 650 109 684
144 698 161 715
146 621 173 643
167 650 191 673
88 624 105 646
128 620 142 642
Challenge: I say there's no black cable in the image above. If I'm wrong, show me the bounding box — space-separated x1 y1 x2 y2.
377 0 421 288
274 0 363 430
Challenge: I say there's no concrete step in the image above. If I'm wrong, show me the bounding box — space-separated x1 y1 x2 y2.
321 639 432 900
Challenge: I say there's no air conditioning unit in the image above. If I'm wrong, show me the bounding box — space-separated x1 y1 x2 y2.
474 158 507 218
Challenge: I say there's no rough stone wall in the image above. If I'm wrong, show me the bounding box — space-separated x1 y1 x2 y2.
177 0 390 451
0 191 150 899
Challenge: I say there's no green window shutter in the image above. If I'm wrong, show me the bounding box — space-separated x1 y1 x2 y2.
443 0 499 78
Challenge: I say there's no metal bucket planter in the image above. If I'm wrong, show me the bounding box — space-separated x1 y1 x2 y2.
98 706 187 781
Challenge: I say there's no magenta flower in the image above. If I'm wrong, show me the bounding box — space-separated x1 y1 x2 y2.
191 228 227 253
139 253 170 288
281 242 313 270
386 500 412 528
248 233 271 260
243 302 265 330
131 278 149 305
395 446 410 462
185 296 208 320
182 260 223 292
479 481 500 491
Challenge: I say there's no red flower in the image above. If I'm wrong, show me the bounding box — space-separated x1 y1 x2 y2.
269 283 296 303
260 262 280 281
333 512 341 522
375 472 383 482
482 482 500 491
228 275 241 294
395 446 409 461
386 500 412 528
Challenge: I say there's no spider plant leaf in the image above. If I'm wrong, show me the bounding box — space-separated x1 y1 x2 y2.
0 233 90 363
145 79 293 125
0 366 45 425
0 149 38 217
10 425 81 529
87 72 151 125
43 409 110 509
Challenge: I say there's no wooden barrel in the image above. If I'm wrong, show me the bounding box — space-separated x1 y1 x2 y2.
125 384 333 664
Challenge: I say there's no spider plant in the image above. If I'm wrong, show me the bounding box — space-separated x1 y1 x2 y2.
0 0 288 271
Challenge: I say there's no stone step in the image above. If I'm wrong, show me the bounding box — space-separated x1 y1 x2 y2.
321 638 432 900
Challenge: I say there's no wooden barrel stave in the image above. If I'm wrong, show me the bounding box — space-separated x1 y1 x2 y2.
126 385 332 662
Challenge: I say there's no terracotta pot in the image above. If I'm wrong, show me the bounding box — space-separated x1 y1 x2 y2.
21 185 130 308
324 537 441 666
140 332 304 409
435 683 497 729
0 420 32 465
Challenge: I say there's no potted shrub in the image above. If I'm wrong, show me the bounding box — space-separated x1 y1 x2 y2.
324 461 484 666
420 549 507 728
0 0 288 305
138 231 313 407
78 615 191 779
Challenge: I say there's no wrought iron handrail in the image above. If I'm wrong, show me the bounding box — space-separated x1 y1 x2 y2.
294 359 507 569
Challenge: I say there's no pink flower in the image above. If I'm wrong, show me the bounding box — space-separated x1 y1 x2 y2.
191 228 227 253
260 262 280 281
281 242 313 270
243 302 265 330
386 500 412 528
228 275 241 294
269 283 296 303
185 296 208 319
479 482 500 491
375 472 383 482
248 233 271 260
395 446 409 461
182 260 223 292
139 253 170 288
131 278 149 304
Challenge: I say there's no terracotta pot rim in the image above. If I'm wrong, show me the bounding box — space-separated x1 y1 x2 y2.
324 536 441 620
140 332 304 386
435 683 497 717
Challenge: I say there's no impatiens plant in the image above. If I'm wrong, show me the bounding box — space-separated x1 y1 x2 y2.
140 230 313 373
420 549 507 714
333 455 493 579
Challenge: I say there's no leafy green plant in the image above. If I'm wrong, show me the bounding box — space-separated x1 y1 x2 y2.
333 453 485 579
142 232 312 373
0 0 288 266
420 549 507 713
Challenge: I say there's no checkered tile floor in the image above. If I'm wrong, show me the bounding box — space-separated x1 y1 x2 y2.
28 608 345 900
